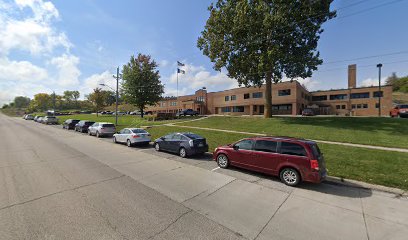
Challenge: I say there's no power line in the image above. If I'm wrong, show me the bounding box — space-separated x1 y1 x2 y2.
322 50 408 65
337 0 405 19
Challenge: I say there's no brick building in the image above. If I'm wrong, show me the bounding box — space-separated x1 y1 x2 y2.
146 65 393 116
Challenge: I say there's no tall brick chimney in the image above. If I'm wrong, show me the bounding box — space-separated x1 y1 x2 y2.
348 64 357 89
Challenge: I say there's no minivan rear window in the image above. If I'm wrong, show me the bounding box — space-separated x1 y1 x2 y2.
102 124 115 127
309 143 322 159
280 142 307 157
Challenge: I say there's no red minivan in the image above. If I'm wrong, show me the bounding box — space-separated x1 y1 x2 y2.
213 137 327 186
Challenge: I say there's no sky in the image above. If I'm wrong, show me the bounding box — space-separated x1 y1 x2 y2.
1 0 408 105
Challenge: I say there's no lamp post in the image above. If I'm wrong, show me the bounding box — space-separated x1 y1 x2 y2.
376 63 383 117
202 87 206 115
99 67 119 126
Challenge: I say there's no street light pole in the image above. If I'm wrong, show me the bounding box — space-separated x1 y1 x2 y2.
115 67 119 126
377 63 383 117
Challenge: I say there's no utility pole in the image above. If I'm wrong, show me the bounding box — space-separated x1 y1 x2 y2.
377 63 383 117
115 67 119 126
52 91 56 116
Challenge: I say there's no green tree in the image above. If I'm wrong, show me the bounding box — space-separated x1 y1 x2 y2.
386 72 398 89
13 96 31 109
2 104 9 109
31 93 52 111
122 54 164 118
197 0 335 117
87 88 106 116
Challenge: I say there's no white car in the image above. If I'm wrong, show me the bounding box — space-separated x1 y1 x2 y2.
88 122 116 138
113 128 151 147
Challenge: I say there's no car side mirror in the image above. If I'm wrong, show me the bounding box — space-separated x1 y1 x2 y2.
233 145 239 151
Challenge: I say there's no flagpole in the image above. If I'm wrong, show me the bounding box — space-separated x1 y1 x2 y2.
176 71 179 99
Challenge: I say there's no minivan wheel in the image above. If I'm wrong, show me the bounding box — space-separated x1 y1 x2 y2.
280 168 300 186
179 147 187 158
154 143 160 151
127 140 132 147
217 154 229 168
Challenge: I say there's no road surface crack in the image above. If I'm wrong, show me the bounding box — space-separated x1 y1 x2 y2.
147 210 192 239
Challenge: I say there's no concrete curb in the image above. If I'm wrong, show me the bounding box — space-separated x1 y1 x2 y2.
325 176 407 197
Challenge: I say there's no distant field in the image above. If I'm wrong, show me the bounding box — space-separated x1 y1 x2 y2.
147 125 408 190
175 116 408 149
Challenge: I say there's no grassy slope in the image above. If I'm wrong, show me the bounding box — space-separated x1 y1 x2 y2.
148 125 408 190
177 116 408 149
393 92 408 104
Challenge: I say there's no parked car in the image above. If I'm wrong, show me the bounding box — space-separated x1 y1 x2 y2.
302 108 315 116
42 116 58 124
390 104 408 118
176 109 199 116
63 119 80 130
34 115 43 122
154 132 208 158
25 114 34 120
112 111 127 116
213 136 327 186
74 120 95 133
88 122 116 138
36 117 44 123
113 128 151 147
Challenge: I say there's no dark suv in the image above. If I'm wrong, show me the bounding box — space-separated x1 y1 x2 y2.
213 137 326 186
154 132 209 158
75 120 95 133
63 119 80 130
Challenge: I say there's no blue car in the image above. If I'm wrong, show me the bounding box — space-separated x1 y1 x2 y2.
154 132 209 158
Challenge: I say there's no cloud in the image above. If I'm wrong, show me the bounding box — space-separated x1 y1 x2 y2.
159 60 169 67
49 54 80 87
81 70 114 95
166 63 238 94
295 78 320 91
360 77 387 87
0 0 79 105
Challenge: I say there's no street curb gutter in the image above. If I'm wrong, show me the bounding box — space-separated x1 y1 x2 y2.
325 176 407 197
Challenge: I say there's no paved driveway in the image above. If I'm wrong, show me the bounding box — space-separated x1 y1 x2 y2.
1 113 407 240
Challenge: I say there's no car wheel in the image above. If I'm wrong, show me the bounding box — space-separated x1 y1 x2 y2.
96 131 100 138
113 137 117 143
217 154 229 168
280 168 301 186
88 130 92 136
155 143 160 151
127 139 132 147
179 147 187 158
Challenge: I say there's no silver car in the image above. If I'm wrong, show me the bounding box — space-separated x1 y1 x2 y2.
88 122 116 138
25 114 34 120
42 116 58 124
113 128 151 147
36 117 44 123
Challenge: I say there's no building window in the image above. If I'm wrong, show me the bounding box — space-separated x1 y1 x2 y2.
225 96 230 101
196 96 205 102
170 102 177 106
363 104 368 109
336 105 340 110
231 95 237 101
375 103 380 108
330 94 348 100
244 93 250 99
301 92 304 98
342 105 346 109
350 92 369 99
312 95 327 101
278 89 291 96
252 92 263 98
160 102 166 107
373 91 383 98
232 106 245 112
352 104 356 109
357 104 362 109
222 107 231 112
253 105 257 111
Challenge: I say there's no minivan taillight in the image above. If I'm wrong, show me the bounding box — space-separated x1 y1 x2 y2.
310 160 319 171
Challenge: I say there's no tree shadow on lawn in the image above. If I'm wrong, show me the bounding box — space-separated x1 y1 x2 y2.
278 116 407 136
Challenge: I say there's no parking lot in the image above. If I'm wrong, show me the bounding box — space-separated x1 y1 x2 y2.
1 113 408 240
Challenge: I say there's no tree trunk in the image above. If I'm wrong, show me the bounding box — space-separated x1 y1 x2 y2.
140 106 144 118
264 72 272 118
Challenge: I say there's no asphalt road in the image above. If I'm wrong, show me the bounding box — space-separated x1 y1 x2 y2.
0 113 407 240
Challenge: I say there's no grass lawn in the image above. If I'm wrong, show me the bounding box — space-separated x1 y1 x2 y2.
53 114 199 131
176 116 408 149
148 125 408 190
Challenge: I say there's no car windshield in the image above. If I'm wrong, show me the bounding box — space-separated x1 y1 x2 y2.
85 122 95 125
184 133 203 139
399 105 408 108
132 129 147 134
102 124 115 127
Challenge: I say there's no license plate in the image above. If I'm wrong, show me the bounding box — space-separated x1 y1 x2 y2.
198 143 203 147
